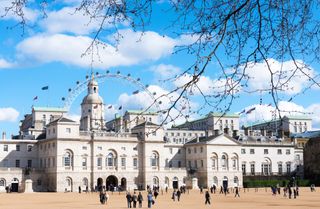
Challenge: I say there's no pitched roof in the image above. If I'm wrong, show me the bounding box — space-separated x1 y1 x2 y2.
186 134 240 145
132 121 159 129
49 117 76 125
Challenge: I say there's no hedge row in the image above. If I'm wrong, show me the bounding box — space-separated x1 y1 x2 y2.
243 179 312 188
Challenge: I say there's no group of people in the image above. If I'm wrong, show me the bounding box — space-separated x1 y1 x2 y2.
125 191 144 208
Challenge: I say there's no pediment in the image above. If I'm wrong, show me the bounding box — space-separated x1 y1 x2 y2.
206 134 240 146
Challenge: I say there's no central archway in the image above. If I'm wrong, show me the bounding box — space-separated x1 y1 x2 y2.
106 175 118 191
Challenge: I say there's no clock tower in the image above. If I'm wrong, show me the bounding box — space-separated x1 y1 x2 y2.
80 74 105 131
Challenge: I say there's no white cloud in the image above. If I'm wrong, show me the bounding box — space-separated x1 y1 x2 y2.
240 101 320 129
242 59 317 95
117 85 198 126
173 73 239 96
0 58 14 69
40 7 106 35
16 29 176 68
0 107 19 122
149 64 181 80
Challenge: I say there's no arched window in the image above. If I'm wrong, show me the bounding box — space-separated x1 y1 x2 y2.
221 154 228 169
234 176 239 186
213 176 218 186
63 150 73 168
153 176 159 186
151 152 159 167
107 152 117 167
82 178 88 187
0 179 5 187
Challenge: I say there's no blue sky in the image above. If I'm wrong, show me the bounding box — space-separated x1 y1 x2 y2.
0 0 320 136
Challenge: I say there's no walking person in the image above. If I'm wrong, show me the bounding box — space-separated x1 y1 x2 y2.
154 190 159 199
137 192 143 208
147 192 153 208
205 191 211 205
132 192 138 208
126 192 132 208
172 190 176 201
177 190 181 201
235 187 240 197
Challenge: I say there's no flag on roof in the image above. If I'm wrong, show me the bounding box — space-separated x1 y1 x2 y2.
41 86 49 90
33 96 38 101
107 105 112 109
133 90 139 94
246 107 256 114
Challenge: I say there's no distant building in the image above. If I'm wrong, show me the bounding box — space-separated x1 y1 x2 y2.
244 116 312 138
175 112 240 137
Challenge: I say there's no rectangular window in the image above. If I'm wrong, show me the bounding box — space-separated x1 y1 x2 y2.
241 149 246 154
53 158 55 167
82 146 87 150
264 149 269 154
27 145 32 152
188 160 191 168
133 158 138 169
194 160 198 168
250 164 255 175
97 158 102 167
250 149 255 154
201 160 204 167
278 164 283 174
82 158 87 167
242 164 246 175
194 147 197 153
177 149 181 154
169 148 173 154
277 149 282 154
286 149 290 155
4 145 8 152
97 146 102 150
121 158 126 167
286 163 291 174
15 160 20 168
16 145 20 151
66 128 71 133
178 161 181 168
200 147 203 153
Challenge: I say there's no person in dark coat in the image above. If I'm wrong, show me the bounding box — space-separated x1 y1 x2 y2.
205 191 211 205
132 192 138 208
176 190 181 201
235 187 240 197
126 192 132 208
137 192 143 208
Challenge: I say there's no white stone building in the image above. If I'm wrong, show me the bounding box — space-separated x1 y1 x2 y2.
0 75 307 192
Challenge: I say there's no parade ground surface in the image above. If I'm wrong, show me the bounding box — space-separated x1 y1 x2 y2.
0 187 319 209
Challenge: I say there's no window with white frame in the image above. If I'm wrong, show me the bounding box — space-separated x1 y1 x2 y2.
150 152 159 167
133 158 138 169
121 157 126 168
63 151 73 168
107 152 116 167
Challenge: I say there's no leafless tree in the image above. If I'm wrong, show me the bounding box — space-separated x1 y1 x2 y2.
2 0 320 127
